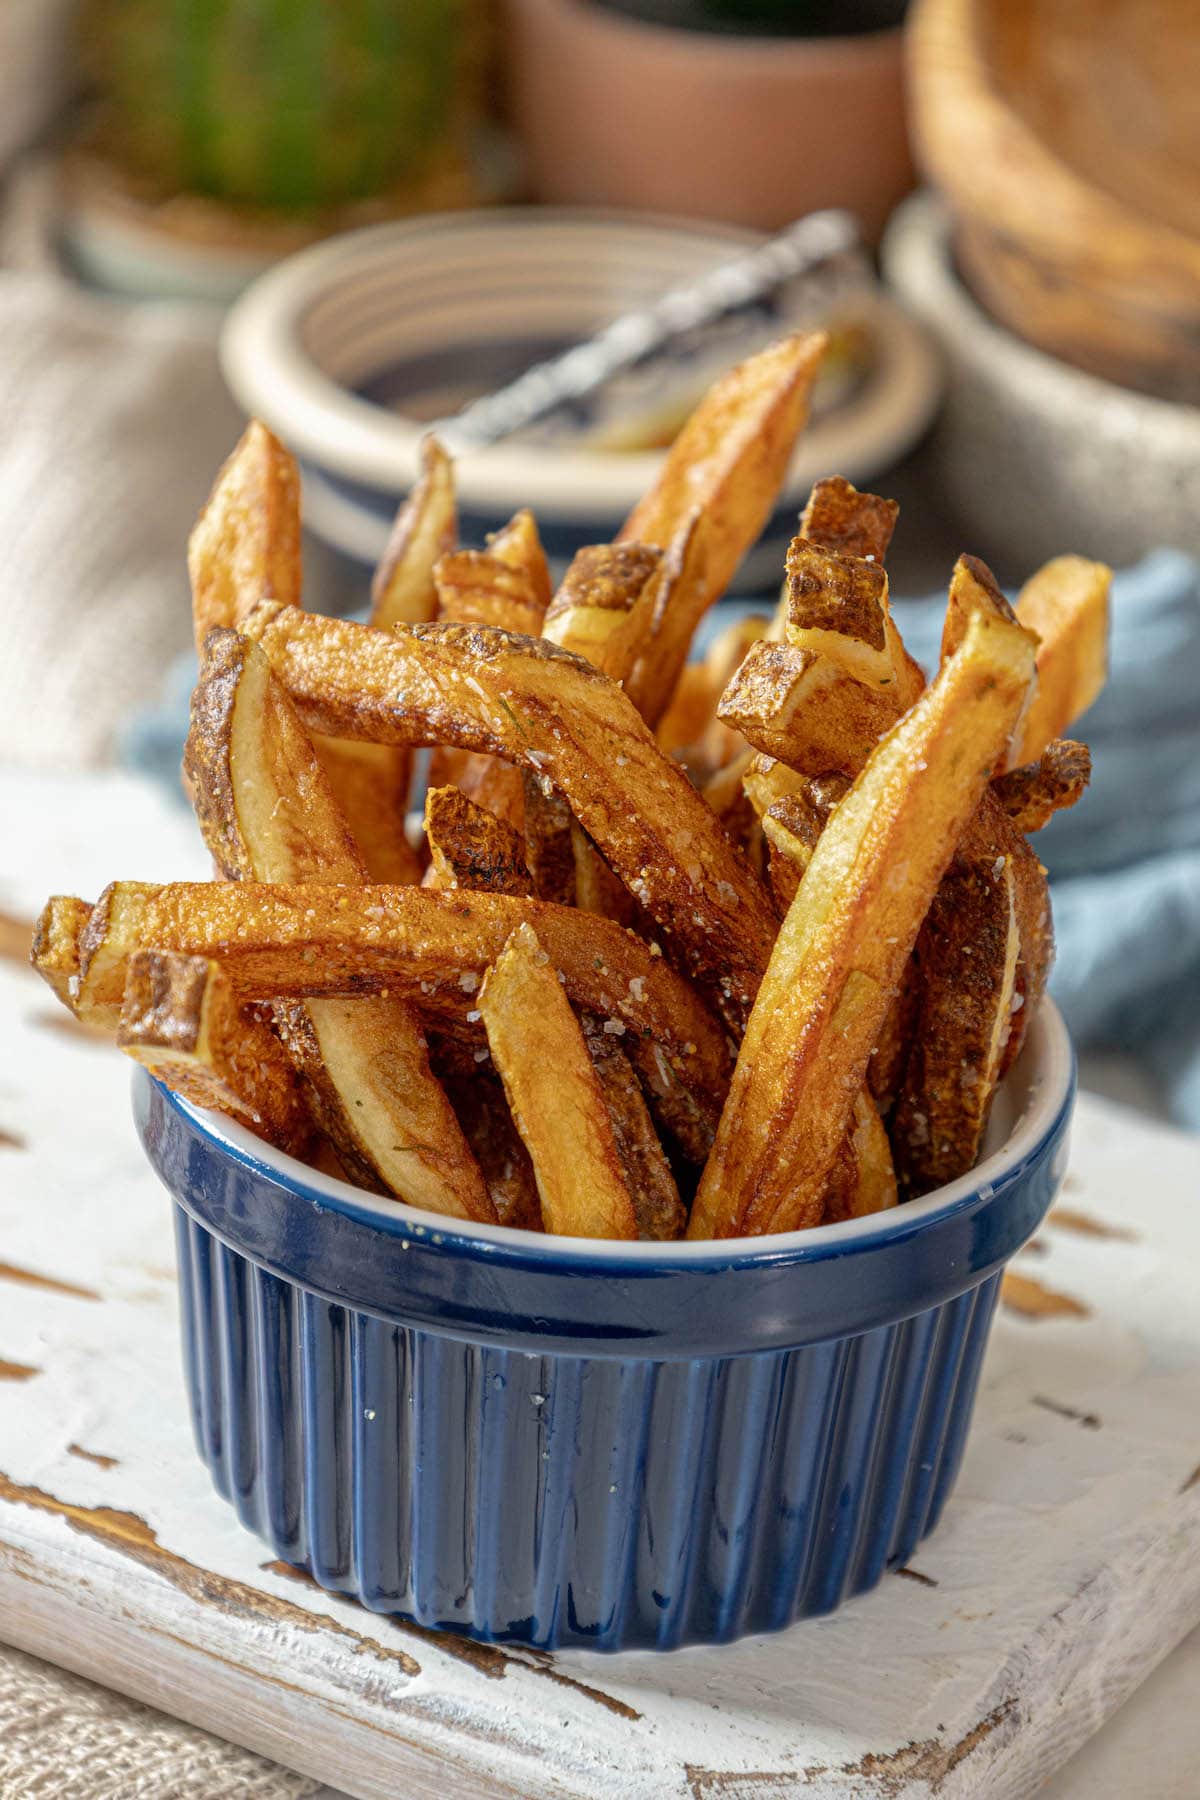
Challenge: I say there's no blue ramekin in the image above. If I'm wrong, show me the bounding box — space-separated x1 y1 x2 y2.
134 1001 1073 1651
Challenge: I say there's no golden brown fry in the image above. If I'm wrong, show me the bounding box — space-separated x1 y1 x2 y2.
188 421 301 656
423 785 532 896
362 440 459 841
427 514 552 828
1014 555 1111 764
433 548 548 637
656 661 716 758
939 555 1033 771
688 604 1037 1239
785 491 923 707
118 951 313 1156
618 333 827 722
241 605 775 1025
800 475 898 565
867 956 920 1118
310 736 421 885
992 738 1092 833
370 435 456 629
540 543 667 909
784 539 895 687
718 640 901 775
184 629 494 1222
758 783 897 1213
570 824 636 923
890 840 1023 1197
1002 800 1055 1075
74 880 731 1146
432 1048 542 1232
486 507 552 613
522 776 577 904
822 1092 899 1223
657 612 772 759
582 1017 685 1241
941 553 1019 661
542 543 664 677
29 895 92 1009
760 777 849 911
479 924 638 1240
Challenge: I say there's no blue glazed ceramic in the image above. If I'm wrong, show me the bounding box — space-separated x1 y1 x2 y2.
135 1001 1073 1651
219 209 941 585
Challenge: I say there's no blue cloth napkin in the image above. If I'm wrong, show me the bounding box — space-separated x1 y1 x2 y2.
127 551 1200 1128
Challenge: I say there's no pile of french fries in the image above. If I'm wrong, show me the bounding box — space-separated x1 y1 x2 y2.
31 333 1109 1240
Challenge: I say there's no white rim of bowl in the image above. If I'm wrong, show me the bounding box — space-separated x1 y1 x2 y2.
172 998 1073 1266
220 208 942 521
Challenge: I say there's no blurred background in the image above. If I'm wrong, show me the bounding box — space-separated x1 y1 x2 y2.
2 0 1199 1120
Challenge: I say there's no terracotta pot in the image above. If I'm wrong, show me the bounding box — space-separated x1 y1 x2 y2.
502 0 914 241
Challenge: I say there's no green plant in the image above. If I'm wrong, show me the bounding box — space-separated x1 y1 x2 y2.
82 0 471 213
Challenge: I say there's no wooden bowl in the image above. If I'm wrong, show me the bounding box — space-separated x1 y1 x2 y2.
907 0 1200 401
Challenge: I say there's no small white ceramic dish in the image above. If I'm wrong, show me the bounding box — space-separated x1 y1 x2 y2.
221 207 941 584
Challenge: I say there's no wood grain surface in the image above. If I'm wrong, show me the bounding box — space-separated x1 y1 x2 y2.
2 769 1200 1799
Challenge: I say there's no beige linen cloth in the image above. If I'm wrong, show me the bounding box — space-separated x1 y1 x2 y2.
0 1644 321 1799
0 165 244 768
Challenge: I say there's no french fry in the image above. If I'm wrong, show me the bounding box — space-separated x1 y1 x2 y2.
431 1047 542 1232
760 778 849 911
542 542 664 678
479 924 638 1240
310 736 422 885
1002 799 1055 1074
890 835 1023 1197
486 507 552 613
582 1016 685 1241
423 785 532 896
522 776 577 904
867 956 921 1117
118 951 313 1156
1013 555 1111 764
74 880 731 1146
428 514 553 829
433 548 548 637
688 604 1037 1239
656 612 772 761
187 421 301 655
718 640 901 775
29 895 92 1008
783 539 897 689
184 629 495 1222
800 475 898 565
822 1092 899 1223
570 824 636 923
785 487 924 706
365 439 460 842
430 802 679 1227
240 605 776 1026
186 420 417 882
540 542 667 913
618 333 827 723
655 662 716 759
992 738 1092 833
940 554 1033 770
758 779 898 1217
370 435 456 629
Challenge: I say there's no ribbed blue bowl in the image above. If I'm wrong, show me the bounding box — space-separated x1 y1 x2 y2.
135 1001 1073 1651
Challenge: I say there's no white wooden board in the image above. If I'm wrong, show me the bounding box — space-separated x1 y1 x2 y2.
2 769 1200 1800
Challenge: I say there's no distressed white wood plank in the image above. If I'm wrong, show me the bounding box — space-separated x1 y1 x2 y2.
2 769 1200 1800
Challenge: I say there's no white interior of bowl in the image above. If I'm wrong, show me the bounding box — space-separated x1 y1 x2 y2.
220 208 942 525
175 999 1073 1265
